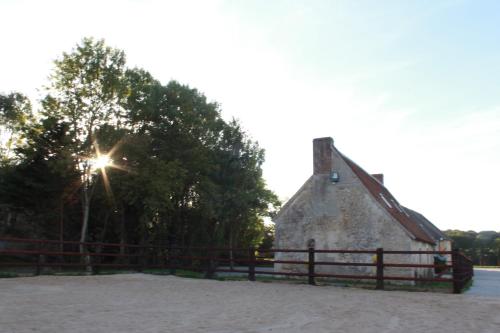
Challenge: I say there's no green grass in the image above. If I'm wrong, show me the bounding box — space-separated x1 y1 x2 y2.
212 275 454 293
384 282 452 293
215 275 306 284
0 267 468 293
308 277 455 293
0 272 19 278
167 269 204 279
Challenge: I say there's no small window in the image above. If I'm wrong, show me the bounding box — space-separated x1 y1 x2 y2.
330 171 340 183
379 193 392 208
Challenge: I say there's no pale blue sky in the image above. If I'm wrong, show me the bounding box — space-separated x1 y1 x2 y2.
1 0 499 231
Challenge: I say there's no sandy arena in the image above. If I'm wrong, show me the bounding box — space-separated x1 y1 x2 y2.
1 274 499 333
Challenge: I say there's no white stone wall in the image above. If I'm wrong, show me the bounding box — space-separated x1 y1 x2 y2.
408 240 434 280
274 146 435 283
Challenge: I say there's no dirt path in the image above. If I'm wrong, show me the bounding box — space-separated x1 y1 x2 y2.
466 268 500 297
1 274 499 333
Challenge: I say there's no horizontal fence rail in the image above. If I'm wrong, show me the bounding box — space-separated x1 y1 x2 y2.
0 237 473 293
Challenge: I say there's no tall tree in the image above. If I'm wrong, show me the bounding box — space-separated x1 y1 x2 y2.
0 93 34 165
0 116 78 239
1 38 280 264
445 229 500 265
42 37 128 252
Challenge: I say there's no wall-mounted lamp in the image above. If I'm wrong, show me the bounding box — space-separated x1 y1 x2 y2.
330 171 340 183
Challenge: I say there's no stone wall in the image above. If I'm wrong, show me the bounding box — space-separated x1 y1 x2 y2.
274 141 436 282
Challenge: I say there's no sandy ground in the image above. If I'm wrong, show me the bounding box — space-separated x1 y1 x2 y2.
1 274 499 333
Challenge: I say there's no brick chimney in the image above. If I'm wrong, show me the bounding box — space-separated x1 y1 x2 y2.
372 174 384 184
313 137 334 175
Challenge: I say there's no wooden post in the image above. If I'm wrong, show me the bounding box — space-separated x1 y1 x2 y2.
168 245 176 276
58 239 64 273
137 244 144 273
152 247 158 267
92 253 100 275
59 206 64 271
59 200 64 254
248 247 256 281
376 248 384 290
470 256 474 279
205 249 215 279
308 246 315 285
452 248 461 294
35 242 41 276
470 257 474 278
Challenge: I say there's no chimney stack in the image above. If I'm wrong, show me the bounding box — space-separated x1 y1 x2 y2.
372 174 384 184
313 137 334 175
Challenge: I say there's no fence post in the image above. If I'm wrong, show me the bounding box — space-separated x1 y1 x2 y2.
59 239 64 273
92 251 100 275
376 248 384 290
452 248 461 294
308 246 315 285
205 249 215 279
35 242 42 276
248 246 256 281
470 257 474 277
137 244 144 273
168 243 176 275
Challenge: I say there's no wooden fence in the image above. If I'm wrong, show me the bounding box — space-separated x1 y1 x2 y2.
0 237 473 293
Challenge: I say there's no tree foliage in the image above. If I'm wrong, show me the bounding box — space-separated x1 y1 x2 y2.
0 38 279 253
0 92 35 165
445 230 500 266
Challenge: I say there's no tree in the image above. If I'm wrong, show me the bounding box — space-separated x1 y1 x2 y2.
42 38 128 253
0 116 79 239
494 238 500 266
445 229 500 265
0 93 34 165
1 38 280 267
259 224 275 252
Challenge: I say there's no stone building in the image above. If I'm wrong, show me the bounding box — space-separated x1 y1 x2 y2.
274 137 450 280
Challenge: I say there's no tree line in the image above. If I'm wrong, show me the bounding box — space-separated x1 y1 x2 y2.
0 38 279 253
445 230 500 266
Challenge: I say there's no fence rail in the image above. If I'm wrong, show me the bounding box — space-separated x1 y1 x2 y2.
0 237 473 293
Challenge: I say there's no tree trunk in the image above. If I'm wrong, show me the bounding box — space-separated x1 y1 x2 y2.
79 191 90 251
229 231 234 270
120 207 127 263
98 211 110 243
79 191 91 273
59 199 64 253
58 199 65 270
92 211 111 274
79 167 97 274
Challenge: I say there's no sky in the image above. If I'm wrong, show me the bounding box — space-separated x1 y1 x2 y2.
1 0 499 231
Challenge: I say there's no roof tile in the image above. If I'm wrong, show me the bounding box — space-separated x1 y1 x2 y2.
340 153 437 245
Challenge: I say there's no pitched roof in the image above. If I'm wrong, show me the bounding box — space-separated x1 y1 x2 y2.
403 207 449 242
339 152 439 245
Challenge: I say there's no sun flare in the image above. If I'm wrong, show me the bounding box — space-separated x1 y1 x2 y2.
90 154 112 171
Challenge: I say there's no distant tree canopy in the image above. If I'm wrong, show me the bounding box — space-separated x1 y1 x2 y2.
0 37 280 250
445 230 500 266
0 92 35 166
